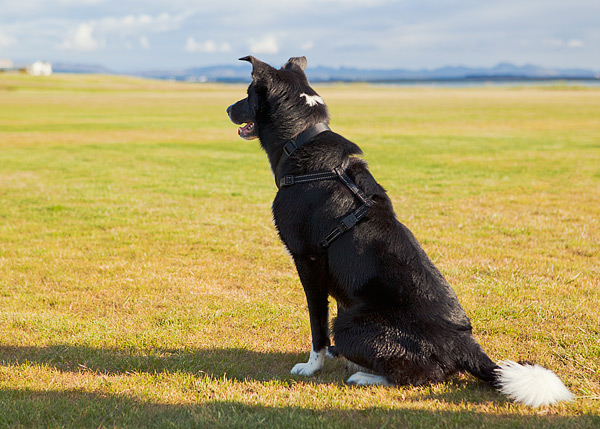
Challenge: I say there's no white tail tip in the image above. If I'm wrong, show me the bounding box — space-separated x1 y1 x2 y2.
495 360 574 407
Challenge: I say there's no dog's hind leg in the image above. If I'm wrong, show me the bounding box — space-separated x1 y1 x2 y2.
332 307 396 384
333 306 450 386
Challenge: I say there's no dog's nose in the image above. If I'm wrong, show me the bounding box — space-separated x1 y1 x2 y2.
226 104 232 116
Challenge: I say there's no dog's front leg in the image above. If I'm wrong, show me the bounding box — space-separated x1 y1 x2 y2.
290 257 330 376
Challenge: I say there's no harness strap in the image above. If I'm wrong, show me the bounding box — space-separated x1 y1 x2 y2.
334 167 374 208
274 123 331 187
279 171 337 188
318 203 371 249
280 164 375 249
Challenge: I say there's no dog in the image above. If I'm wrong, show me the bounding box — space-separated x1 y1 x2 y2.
227 56 574 407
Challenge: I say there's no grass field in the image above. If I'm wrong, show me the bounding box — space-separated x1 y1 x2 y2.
0 73 599 427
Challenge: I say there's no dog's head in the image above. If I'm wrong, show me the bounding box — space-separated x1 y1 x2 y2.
227 56 329 149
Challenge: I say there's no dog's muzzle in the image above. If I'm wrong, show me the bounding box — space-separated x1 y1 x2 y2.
227 101 257 140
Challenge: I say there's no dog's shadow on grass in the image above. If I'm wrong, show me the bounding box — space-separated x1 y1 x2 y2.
0 344 308 382
2 345 591 427
1 343 496 400
0 344 562 411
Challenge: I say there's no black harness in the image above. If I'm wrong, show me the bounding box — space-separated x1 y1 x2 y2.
275 123 375 249
274 122 332 185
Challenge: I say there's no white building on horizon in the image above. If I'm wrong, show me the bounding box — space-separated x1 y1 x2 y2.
27 61 53 76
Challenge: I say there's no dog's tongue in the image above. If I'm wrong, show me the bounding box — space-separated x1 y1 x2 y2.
238 122 257 140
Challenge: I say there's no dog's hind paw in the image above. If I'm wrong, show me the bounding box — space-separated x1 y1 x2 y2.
346 371 390 386
291 348 326 376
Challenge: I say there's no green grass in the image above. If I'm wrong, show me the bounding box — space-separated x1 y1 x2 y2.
0 74 599 428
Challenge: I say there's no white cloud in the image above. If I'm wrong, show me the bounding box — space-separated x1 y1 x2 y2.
567 38 583 48
140 36 150 50
97 13 185 34
301 41 314 50
62 23 103 51
185 37 231 53
249 35 279 54
61 12 188 52
544 38 585 49
59 0 105 4
0 32 17 48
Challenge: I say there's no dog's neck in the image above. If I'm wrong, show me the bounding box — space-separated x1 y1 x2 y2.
271 122 331 185
260 121 330 178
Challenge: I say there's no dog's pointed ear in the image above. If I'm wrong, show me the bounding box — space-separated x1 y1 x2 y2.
240 55 273 81
239 55 256 65
283 56 307 72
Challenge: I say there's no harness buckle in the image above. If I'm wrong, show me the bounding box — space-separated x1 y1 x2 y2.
280 175 295 187
339 213 358 231
283 140 297 156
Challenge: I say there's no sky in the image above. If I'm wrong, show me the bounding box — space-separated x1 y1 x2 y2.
0 0 598 72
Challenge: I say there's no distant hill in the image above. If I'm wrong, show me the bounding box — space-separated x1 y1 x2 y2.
52 62 114 74
54 62 599 83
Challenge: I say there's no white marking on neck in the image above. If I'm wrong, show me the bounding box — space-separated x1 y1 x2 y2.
300 93 324 107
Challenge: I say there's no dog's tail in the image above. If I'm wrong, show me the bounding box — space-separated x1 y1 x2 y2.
463 342 574 407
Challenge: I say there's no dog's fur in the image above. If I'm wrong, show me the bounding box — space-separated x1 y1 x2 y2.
227 56 573 407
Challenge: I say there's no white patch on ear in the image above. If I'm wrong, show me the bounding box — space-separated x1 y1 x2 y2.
300 93 324 107
291 348 326 376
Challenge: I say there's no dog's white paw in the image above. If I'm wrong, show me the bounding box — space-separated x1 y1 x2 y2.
291 348 326 376
291 361 321 376
346 371 390 386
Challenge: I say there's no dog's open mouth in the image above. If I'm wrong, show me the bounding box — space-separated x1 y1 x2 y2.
238 121 258 140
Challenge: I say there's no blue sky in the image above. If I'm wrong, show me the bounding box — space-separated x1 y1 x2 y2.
1 0 598 72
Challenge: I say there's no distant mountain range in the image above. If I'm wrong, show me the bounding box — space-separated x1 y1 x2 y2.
52 63 114 75
53 62 599 83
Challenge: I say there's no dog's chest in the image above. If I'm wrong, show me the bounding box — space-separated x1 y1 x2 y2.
271 195 310 254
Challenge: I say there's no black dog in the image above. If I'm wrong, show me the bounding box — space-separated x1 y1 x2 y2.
227 56 573 407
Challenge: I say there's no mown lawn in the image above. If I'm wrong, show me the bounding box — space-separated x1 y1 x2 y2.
0 74 598 428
